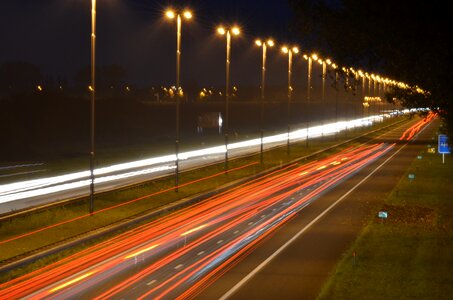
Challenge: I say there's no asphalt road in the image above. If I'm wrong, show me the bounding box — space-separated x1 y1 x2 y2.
0 117 411 299
197 117 438 299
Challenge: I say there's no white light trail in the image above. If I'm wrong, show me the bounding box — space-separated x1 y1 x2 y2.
0 110 423 206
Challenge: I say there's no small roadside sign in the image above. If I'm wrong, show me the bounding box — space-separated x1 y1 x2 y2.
438 135 451 154
438 135 451 164
378 211 388 219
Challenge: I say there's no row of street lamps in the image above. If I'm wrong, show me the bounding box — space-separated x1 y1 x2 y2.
88 3 418 212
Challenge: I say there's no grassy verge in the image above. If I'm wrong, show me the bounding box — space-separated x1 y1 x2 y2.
318 128 453 299
0 116 409 282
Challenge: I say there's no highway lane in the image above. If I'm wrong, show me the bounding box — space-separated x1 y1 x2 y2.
0 131 400 299
198 113 438 299
0 114 392 214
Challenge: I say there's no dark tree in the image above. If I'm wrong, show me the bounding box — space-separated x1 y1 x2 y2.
289 0 453 134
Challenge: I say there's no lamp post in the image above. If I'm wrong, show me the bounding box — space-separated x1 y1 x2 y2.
255 38 274 164
217 26 240 172
165 9 192 191
332 63 339 124
371 74 376 117
321 59 326 102
359 70 366 120
281 46 299 154
89 0 96 214
304 53 318 147
308 54 316 102
366 73 372 117
318 57 326 140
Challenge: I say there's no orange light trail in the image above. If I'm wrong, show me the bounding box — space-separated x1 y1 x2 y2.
0 162 258 246
0 143 400 299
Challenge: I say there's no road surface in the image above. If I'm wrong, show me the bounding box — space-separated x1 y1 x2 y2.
198 114 438 299
0 113 435 299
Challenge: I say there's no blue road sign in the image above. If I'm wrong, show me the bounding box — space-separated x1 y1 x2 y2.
438 135 451 154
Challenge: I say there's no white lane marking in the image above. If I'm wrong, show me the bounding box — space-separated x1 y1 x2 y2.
147 280 156 286
234 230 240 234
217 240 224 244
220 133 419 300
261 215 266 218
197 251 205 256
248 222 253 226
174 264 183 270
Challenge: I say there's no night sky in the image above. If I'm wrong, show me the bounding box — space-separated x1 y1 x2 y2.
0 0 294 87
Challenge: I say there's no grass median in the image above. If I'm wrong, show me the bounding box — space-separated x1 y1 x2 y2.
318 128 453 299
0 116 410 282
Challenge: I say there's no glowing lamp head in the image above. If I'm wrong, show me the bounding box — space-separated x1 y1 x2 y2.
255 39 262 46
292 47 299 54
311 53 318 60
231 26 240 35
281 46 289 54
303 54 308 60
183 10 192 19
326 59 332 65
217 27 226 35
165 10 175 19
267 39 275 47
318 59 323 65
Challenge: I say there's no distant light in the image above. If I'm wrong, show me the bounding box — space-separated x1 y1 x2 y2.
88 85 94 92
281 46 288 54
217 27 226 35
165 10 175 19
255 39 262 46
303 54 308 60
183 10 192 19
267 39 275 47
311 53 318 60
37 85 43 92
326 59 332 65
292 47 299 54
232 27 240 35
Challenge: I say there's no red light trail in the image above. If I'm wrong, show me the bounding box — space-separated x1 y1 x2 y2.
0 114 436 300
0 142 397 299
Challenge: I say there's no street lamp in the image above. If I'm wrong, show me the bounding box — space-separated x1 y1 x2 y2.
303 53 318 147
315 58 324 97
165 8 192 191
217 25 240 172
89 0 96 214
255 38 274 164
366 73 372 117
281 45 299 154
308 53 317 102
371 74 376 117
358 70 366 120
